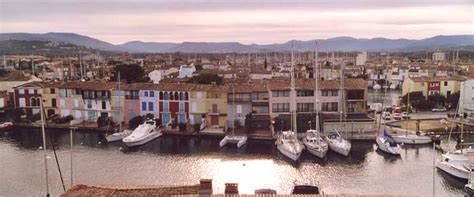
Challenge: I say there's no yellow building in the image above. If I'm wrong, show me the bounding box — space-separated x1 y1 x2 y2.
41 82 60 117
402 76 466 98
189 84 229 129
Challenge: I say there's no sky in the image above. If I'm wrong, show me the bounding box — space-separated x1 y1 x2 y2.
0 0 473 44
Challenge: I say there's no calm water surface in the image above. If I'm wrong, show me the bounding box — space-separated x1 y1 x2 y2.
0 128 468 196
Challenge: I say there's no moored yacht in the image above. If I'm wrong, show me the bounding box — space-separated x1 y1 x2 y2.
303 129 328 158
326 130 351 156
392 133 432 145
436 152 471 180
376 130 401 155
122 120 162 147
276 130 304 161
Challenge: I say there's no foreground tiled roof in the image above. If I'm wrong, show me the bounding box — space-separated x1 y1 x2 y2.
409 76 467 82
61 184 199 197
0 71 31 82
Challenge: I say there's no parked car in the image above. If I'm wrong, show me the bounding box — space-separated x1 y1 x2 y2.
392 112 402 120
382 112 392 120
432 106 447 112
402 112 411 119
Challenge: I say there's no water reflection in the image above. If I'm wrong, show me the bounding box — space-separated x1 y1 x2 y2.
0 128 469 196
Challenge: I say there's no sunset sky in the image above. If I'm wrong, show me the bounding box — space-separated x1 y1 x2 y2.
1 0 472 44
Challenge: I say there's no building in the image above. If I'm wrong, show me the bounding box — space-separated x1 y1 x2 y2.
356 52 368 66
157 83 191 126
432 51 446 61
178 64 196 78
139 85 160 119
402 76 466 98
13 82 43 118
123 83 142 122
227 84 252 129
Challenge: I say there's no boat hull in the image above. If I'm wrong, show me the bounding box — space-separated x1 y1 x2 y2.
277 144 303 161
376 137 401 155
123 131 162 147
219 135 248 148
393 135 432 145
436 160 469 180
328 141 351 156
305 145 327 158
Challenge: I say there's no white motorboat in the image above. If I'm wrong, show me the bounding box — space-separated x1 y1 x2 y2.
376 130 401 155
122 120 162 147
436 152 471 180
326 130 351 156
220 135 248 148
106 129 133 142
303 129 328 158
276 131 304 161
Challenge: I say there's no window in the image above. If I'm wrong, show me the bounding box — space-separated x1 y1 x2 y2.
50 88 55 94
272 103 289 112
74 99 79 108
191 102 197 112
179 102 185 113
148 102 154 111
297 103 314 112
212 104 218 113
52 98 57 107
322 90 338 96
19 98 26 107
87 100 92 109
444 81 448 86
102 101 106 110
163 102 169 112
142 102 147 111
272 91 289 97
297 90 314 97
196 91 202 98
30 97 37 107
144 91 148 97
19 89 24 94
236 105 242 114
150 91 155 97
322 102 338 112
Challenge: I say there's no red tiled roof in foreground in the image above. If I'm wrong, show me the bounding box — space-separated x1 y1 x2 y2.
61 184 199 197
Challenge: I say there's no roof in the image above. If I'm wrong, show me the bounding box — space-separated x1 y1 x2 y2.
409 76 467 82
268 78 367 90
61 184 199 197
0 71 31 82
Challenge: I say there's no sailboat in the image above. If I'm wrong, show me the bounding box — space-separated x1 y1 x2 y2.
106 72 132 142
325 57 351 156
303 42 328 159
436 102 473 180
276 44 304 161
392 91 432 145
326 129 351 156
220 83 248 148
376 130 401 155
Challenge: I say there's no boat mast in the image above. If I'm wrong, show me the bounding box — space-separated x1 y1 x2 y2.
406 89 410 136
314 41 320 132
232 81 235 136
118 72 122 132
290 42 297 133
40 96 50 195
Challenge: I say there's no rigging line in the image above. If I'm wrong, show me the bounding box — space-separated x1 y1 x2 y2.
42 99 66 192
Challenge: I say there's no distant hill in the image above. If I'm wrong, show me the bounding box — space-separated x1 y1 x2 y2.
1 32 473 53
0 32 123 52
0 40 98 56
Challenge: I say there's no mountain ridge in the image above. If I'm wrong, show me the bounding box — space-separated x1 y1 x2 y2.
1 32 473 53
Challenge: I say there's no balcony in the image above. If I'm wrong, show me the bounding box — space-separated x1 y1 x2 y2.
125 95 139 100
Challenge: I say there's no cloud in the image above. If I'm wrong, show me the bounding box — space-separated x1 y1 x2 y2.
1 0 472 44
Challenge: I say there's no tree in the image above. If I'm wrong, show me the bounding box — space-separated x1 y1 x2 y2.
427 94 446 106
110 64 150 84
264 57 268 69
401 91 425 105
195 64 203 71
447 92 460 109
186 73 223 85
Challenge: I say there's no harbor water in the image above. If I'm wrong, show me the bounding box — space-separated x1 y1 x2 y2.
0 128 469 196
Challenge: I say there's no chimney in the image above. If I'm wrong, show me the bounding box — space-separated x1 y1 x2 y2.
199 179 213 195
224 183 239 195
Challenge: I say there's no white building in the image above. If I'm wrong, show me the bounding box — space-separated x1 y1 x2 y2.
356 52 368 66
459 79 474 115
148 70 163 84
178 64 196 78
432 51 446 61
